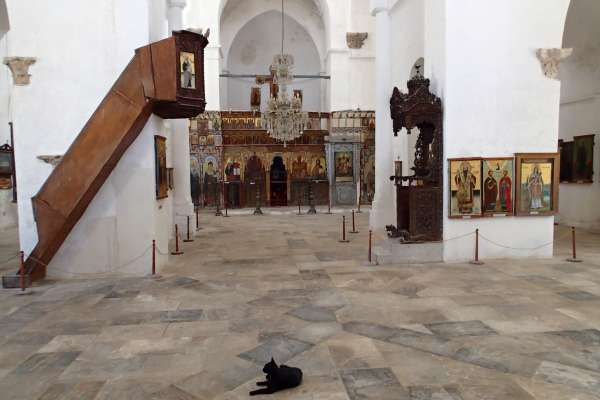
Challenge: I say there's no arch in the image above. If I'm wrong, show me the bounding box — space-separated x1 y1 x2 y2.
219 0 329 67
557 0 600 230
224 10 322 111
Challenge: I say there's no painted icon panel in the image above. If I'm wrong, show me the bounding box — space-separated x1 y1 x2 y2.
515 153 559 216
572 134 595 183
449 158 482 218
482 158 514 216
180 51 196 89
335 151 353 182
154 136 168 199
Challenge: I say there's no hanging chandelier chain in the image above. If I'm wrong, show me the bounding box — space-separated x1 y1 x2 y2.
262 0 308 147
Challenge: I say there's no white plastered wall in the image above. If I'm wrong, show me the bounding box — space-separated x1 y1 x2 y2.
390 0 424 176
422 0 570 262
0 0 16 230
6 0 173 275
558 0 600 232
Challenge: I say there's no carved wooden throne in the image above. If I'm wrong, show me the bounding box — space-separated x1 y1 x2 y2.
387 74 443 242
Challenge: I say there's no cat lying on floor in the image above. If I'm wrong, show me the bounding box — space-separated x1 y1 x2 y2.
249 358 303 396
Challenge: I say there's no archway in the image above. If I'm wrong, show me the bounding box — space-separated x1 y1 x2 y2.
224 10 322 111
558 0 600 231
270 156 288 206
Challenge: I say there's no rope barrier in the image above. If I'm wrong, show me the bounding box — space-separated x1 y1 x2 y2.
479 228 572 252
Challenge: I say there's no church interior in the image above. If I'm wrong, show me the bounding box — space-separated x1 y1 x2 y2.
0 0 600 399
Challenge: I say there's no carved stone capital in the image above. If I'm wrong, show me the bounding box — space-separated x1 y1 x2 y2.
37 155 63 167
3 57 37 86
536 48 572 80
347 33 369 49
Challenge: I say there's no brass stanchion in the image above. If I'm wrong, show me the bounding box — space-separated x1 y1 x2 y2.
183 216 194 242
339 216 350 243
195 207 201 231
307 180 317 215
19 251 25 292
566 226 582 263
215 181 223 216
368 230 373 263
152 240 156 275
171 224 184 255
253 180 263 215
350 209 359 234
470 229 484 265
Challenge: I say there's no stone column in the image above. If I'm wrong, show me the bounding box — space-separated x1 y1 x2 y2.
167 0 195 222
369 0 395 230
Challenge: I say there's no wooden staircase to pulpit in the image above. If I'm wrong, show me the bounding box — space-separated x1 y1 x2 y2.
2 31 208 287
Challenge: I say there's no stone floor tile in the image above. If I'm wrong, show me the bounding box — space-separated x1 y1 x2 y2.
238 335 313 366
339 368 409 400
425 320 497 338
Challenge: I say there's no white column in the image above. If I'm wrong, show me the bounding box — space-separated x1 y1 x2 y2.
369 0 395 230
167 0 186 34
167 0 195 223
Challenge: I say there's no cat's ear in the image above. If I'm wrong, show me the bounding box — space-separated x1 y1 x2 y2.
270 357 275 363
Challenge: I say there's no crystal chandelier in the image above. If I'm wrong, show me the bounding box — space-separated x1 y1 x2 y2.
262 0 308 146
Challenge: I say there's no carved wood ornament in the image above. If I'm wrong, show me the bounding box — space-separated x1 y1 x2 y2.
388 74 443 242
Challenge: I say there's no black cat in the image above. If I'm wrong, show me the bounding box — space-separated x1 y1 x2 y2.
249 358 303 396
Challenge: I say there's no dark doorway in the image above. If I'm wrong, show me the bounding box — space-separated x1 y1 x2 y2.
270 156 288 206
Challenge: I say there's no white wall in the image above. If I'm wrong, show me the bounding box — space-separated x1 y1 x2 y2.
6 0 173 275
558 0 600 231
390 0 424 175
50 116 171 278
225 11 322 111
0 0 16 230
422 0 570 262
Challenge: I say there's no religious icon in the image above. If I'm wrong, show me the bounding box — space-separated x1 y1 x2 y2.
482 158 514 216
180 51 196 89
202 156 218 207
293 90 303 105
449 159 482 218
335 151 353 182
572 134 595 183
559 139 574 182
154 136 168 199
251 87 261 111
515 153 559 216
310 156 327 179
225 157 241 182
291 155 309 180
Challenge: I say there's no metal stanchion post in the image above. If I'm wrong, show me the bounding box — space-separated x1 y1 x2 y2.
307 180 317 215
223 183 230 217
215 181 223 216
253 180 263 215
470 229 484 265
195 207 201 231
368 230 373 263
567 226 582 263
19 251 25 292
184 216 194 242
350 209 359 233
152 240 156 275
339 216 350 243
171 224 184 255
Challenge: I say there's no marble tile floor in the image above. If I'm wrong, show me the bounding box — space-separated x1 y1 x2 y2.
1 212 600 399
